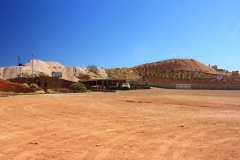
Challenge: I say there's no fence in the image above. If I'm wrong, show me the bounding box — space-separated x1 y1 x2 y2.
128 81 240 90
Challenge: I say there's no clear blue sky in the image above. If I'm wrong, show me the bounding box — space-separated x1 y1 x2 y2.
1 0 240 71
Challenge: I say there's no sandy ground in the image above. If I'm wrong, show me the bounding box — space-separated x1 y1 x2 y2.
0 88 240 160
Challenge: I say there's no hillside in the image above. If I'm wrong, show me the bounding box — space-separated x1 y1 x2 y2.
0 60 108 82
0 58 239 86
105 58 240 83
105 68 141 80
132 58 218 73
130 58 235 81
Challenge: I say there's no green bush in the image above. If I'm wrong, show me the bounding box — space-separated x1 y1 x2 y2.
30 83 38 88
70 82 86 90
34 90 46 94
0 92 8 97
22 83 29 87
46 89 59 94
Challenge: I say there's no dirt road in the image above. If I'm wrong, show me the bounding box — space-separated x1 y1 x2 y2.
1 88 240 160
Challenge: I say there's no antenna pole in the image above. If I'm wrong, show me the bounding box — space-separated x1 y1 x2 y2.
32 53 34 82
208 53 210 66
226 58 228 71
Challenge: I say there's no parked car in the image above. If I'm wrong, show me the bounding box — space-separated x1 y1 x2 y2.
108 83 119 90
121 83 130 90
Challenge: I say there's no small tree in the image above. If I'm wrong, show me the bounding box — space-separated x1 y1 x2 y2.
22 83 29 87
70 82 86 91
87 65 98 74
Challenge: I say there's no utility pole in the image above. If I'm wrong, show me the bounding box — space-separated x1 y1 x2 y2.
226 58 228 71
208 53 210 67
32 53 34 83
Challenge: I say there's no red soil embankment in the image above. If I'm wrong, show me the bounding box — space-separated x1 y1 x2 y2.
0 79 37 93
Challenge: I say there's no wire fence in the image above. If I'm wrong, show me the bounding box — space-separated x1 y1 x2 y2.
128 81 240 90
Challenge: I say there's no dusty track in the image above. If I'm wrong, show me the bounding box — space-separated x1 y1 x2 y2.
0 88 240 160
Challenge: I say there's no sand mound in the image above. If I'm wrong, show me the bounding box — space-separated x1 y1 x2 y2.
133 58 218 74
0 59 108 82
0 68 4 79
97 68 108 78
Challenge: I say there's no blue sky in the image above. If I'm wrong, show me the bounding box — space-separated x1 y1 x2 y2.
1 0 240 71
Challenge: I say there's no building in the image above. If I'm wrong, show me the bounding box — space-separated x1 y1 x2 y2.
8 77 75 90
232 71 239 76
211 65 217 71
79 77 127 88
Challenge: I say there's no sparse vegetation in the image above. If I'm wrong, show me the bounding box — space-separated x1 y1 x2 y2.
0 92 8 97
22 83 29 87
46 89 59 94
29 83 38 89
34 90 46 94
106 68 141 80
70 82 86 91
87 65 98 74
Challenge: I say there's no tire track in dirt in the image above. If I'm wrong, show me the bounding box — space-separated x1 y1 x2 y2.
6 99 112 159
162 126 210 159
1 89 240 159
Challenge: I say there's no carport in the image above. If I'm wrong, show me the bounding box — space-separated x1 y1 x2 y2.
79 78 127 88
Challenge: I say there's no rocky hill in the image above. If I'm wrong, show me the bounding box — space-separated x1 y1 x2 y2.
0 60 108 82
0 58 239 86
132 58 218 73
130 58 234 81
106 58 240 83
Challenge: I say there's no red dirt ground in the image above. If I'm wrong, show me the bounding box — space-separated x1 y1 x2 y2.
0 88 240 160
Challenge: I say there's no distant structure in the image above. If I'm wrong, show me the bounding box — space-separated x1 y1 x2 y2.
211 65 227 72
211 65 217 71
217 69 225 72
216 75 223 81
18 56 25 66
232 71 239 76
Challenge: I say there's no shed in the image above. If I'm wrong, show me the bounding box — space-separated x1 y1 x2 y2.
79 78 127 87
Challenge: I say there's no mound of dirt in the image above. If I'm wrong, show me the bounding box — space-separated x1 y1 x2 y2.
0 60 108 82
132 58 218 74
128 58 240 83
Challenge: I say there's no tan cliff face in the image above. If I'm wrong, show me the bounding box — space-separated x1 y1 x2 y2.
0 68 4 79
0 59 108 82
0 58 238 83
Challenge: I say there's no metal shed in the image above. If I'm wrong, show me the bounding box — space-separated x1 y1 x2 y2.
79 78 127 88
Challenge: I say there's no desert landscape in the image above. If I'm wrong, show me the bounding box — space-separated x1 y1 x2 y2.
2 1 240 160
1 88 240 160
